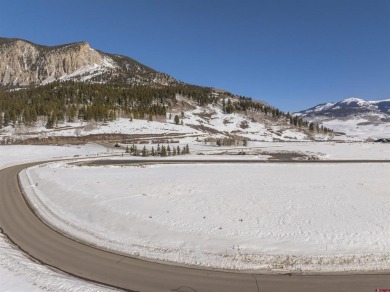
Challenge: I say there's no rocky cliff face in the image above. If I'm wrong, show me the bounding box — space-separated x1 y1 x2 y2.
0 38 177 88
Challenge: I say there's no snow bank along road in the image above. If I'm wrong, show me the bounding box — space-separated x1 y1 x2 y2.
1 161 390 292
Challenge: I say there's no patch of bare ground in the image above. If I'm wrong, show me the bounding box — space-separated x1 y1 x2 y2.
194 110 215 121
187 124 224 135
261 151 319 160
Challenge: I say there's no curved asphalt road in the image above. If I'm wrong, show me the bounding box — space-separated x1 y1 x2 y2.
1 160 390 292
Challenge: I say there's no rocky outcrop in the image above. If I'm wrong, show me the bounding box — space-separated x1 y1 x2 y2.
0 37 177 88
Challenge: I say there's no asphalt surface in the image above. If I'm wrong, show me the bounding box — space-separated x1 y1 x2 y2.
1 160 390 291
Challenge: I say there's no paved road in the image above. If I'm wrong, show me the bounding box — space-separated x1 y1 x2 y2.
1 160 390 292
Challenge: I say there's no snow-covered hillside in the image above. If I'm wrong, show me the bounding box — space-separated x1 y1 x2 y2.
1 103 338 144
295 97 390 139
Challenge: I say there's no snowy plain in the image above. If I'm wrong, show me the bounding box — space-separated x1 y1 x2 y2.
1 141 390 292
22 151 390 272
0 144 116 292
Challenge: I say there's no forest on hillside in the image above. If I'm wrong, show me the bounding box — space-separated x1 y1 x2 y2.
0 81 213 128
0 81 332 134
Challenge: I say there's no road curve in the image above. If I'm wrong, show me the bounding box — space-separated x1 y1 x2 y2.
1 160 390 292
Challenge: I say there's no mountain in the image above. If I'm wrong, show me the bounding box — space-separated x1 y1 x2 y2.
295 97 390 139
0 37 336 144
0 37 177 88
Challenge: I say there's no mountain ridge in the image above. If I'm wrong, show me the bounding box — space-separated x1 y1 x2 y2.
295 97 390 139
0 37 177 88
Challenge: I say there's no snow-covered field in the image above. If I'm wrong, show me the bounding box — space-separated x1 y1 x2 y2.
2 141 390 292
0 144 116 292
249 141 390 160
23 155 390 272
322 118 390 139
150 139 390 160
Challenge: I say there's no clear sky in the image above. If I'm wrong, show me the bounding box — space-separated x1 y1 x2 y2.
0 0 389 112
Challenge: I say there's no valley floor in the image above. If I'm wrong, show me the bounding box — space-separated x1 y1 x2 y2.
20 142 390 273
1 141 389 290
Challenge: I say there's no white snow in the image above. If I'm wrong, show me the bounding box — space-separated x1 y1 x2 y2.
1 106 314 143
0 144 116 292
341 97 367 106
321 118 390 139
369 98 390 104
22 153 390 272
249 141 390 160
314 102 335 112
181 105 310 142
0 118 200 141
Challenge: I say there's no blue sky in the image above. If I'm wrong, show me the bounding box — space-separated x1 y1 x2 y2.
0 0 389 112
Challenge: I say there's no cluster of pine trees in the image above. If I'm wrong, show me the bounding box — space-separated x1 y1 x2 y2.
0 81 213 129
125 143 190 157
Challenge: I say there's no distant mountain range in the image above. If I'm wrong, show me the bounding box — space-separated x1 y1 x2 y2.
295 97 390 139
0 37 177 88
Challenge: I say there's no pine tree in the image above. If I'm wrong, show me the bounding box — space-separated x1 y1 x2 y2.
174 115 180 125
151 146 155 156
177 146 181 155
185 144 190 154
142 146 147 157
161 145 167 157
172 147 177 156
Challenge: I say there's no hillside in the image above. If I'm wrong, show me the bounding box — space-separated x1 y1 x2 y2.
295 97 390 139
0 37 334 144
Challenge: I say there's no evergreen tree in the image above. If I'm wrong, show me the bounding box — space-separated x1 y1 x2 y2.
161 145 167 157
174 115 180 125
142 146 147 157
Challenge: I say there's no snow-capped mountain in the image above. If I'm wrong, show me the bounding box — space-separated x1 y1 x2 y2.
0 37 177 88
295 97 390 139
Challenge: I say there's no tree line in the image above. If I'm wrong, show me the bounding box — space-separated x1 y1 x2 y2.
125 143 190 157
